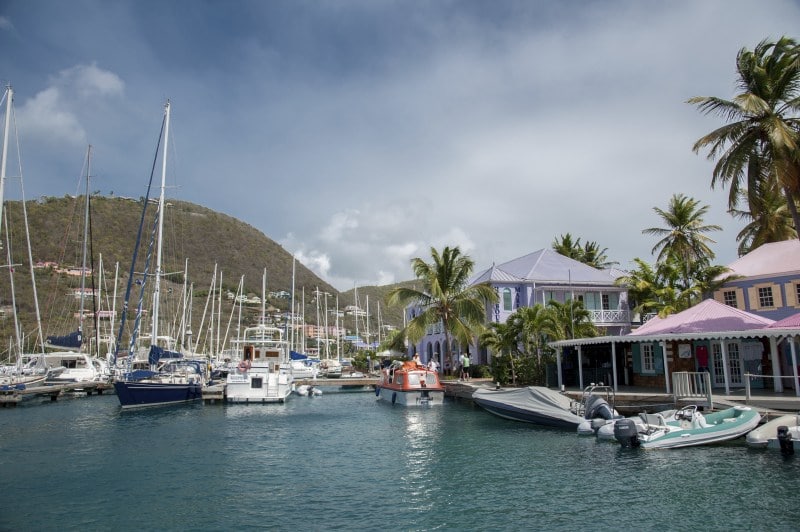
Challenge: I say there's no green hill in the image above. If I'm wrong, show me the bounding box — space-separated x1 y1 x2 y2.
0 195 410 357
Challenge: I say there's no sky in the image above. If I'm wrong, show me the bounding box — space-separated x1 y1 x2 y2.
1 1 799 292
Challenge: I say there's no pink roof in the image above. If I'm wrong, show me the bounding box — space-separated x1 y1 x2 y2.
629 299 774 336
767 312 800 329
725 239 800 277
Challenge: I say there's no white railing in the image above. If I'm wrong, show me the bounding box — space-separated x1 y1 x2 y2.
672 371 713 409
587 309 630 324
744 373 800 402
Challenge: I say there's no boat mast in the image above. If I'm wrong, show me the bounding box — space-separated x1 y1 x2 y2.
261 268 266 326
290 255 296 351
78 146 92 350
0 85 11 236
150 100 170 347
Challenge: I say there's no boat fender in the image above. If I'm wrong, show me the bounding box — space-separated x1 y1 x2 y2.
392 392 397 404
777 426 794 455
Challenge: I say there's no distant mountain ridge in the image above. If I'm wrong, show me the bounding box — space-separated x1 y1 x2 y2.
0 195 410 352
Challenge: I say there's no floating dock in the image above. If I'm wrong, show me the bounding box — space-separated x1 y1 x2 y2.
0 381 114 407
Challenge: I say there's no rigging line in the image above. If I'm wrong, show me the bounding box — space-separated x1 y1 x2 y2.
40 152 87 336
112 109 166 366
11 103 44 352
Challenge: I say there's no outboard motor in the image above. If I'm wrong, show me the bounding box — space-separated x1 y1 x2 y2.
613 418 640 448
777 426 794 455
585 394 615 420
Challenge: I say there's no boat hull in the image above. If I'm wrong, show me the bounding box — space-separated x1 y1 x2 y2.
114 380 203 409
746 414 800 449
226 371 292 404
639 406 761 449
377 385 444 406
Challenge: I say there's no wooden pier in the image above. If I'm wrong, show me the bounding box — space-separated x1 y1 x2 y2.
0 381 114 407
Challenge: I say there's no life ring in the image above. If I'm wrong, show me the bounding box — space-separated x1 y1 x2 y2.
237 359 251 372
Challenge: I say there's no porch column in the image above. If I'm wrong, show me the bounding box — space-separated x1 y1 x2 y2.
791 336 799 397
577 345 584 390
556 347 563 390
660 340 670 394
720 340 731 396
611 341 618 392
769 336 783 393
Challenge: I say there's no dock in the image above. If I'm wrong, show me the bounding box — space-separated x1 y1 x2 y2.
0 381 114 407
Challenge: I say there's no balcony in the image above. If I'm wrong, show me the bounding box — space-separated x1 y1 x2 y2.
587 309 630 324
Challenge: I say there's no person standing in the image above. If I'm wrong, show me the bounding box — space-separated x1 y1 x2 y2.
461 352 471 381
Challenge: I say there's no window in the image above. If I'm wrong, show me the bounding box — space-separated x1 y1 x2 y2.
602 294 610 310
723 290 737 307
758 286 774 308
503 288 512 311
641 344 655 373
796 283 800 306
251 377 263 389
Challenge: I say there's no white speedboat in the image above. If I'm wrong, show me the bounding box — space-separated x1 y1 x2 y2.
226 324 293 404
614 405 762 449
294 384 322 397
746 412 799 452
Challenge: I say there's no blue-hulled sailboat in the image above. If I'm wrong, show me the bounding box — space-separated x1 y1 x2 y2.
112 101 205 408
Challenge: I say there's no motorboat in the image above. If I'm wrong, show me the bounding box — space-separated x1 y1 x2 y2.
574 385 623 436
376 360 444 406
294 384 322 397
472 386 586 429
746 412 799 453
320 359 342 378
595 409 677 441
613 404 762 449
226 324 293 404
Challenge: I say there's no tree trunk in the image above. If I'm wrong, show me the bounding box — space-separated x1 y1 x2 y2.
783 184 800 240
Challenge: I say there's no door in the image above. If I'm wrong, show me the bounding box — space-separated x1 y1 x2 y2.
711 341 744 388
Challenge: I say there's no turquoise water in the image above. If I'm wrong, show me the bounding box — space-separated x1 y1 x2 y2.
1 390 798 531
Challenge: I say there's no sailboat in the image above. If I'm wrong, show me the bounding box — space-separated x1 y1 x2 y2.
35 145 111 383
112 101 205 408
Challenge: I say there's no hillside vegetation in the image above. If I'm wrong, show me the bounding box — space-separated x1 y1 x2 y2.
0 195 410 356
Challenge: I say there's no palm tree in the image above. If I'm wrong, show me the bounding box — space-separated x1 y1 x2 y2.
642 194 721 301
508 305 551 360
386 246 497 369
552 233 618 269
689 36 800 235
730 183 797 255
543 300 596 342
479 321 519 384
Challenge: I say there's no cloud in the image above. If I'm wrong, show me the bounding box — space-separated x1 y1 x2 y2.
15 64 124 148
0 17 13 31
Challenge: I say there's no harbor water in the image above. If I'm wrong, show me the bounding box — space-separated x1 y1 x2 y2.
1 390 799 531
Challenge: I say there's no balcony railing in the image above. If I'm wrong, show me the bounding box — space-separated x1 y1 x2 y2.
587 309 630 324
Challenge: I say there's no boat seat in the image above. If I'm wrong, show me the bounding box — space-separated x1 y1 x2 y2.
692 414 710 429
640 413 667 427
